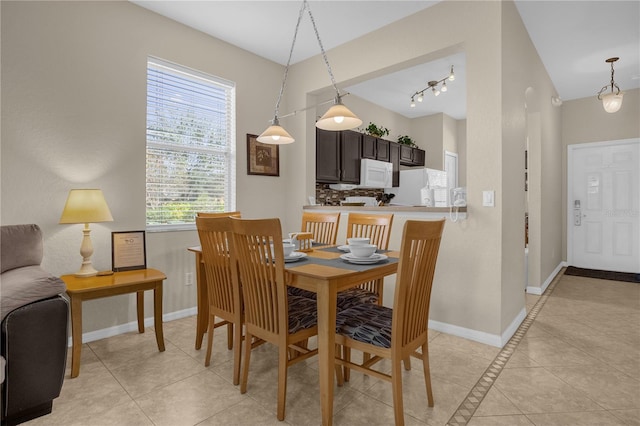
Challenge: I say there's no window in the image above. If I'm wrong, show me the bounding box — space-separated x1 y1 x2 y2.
146 57 236 230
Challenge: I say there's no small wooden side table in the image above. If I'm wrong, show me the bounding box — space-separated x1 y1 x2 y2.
61 268 167 378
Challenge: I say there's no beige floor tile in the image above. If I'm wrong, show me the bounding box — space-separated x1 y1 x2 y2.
609 409 640 426
198 398 286 426
87 328 175 370
429 333 500 362
473 387 522 417
504 349 540 369
363 372 470 425
467 415 534 426
546 364 640 410
516 335 602 367
135 370 245 426
493 367 600 414
525 410 628 425
427 345 492 389
30 365 134 424
109 346 206 397
333 392 424 426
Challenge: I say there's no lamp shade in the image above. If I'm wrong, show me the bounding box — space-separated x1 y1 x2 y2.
257 124 295 144
315 103 362 131
601 92 624 113
59 189 114 224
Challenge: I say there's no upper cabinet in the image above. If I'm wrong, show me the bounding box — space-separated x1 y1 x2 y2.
399 145 425 166
316 128 360 184
361 135 390 162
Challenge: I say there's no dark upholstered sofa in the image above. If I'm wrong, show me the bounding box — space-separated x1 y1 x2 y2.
1 224 69 426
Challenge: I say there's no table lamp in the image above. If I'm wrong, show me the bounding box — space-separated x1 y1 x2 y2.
59 189 114 277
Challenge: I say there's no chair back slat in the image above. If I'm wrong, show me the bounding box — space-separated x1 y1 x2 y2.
392 220 445 348
301 211 340 245
230 218 286 336
196 216 239 317
346 213 394 249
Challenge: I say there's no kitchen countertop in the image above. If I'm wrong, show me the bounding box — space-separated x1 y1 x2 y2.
303 205 467 213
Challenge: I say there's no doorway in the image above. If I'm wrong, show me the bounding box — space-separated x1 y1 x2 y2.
568 139 640 273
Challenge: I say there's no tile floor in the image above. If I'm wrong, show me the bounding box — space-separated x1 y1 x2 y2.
26 271 639 425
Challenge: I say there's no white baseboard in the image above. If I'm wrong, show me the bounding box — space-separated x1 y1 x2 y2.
526 261 566 295
67 307 197 347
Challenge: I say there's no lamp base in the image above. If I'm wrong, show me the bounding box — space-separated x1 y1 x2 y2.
74 262 98 277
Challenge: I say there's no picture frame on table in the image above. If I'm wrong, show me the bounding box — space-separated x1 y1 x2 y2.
247 133 279 176
111 230 147 272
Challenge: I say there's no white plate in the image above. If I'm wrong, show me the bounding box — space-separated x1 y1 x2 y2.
337 245 351 252
340 253 388 264
284 252 307 263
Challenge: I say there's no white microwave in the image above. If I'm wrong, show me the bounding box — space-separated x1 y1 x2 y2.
359 158 393 189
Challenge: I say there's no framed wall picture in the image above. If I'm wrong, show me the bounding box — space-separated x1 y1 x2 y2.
247 133 279 176
111 231 147 272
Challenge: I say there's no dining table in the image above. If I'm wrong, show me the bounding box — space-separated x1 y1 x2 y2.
188 243 400 426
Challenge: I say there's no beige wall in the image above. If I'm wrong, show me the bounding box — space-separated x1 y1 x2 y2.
1 1 287 332
288 0 535 341
560 88 640 259
2 0 578 345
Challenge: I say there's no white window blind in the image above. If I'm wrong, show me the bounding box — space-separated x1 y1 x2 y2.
146 57 236 230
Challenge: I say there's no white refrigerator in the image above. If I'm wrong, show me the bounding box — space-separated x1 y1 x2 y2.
385 168 448 206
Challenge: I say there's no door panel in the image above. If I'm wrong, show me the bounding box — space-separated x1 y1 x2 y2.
569 139 639 273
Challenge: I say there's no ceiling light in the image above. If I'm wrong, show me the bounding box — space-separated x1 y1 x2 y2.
258 0 360 144
596 57 624 113
409 68 454 106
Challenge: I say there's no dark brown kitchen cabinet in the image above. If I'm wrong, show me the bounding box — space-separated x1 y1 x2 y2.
316 128 341 182
340 130 361 183
361 135 377 159
412 148 425 166
390 142 400 187
362 135 390 162
399 145 426 166
315 128 360 184
376 139 390 162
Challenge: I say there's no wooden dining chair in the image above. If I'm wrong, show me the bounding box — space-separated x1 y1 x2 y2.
300 211 340 245
228 217 319 421
338 212 394 309
335 219 445 426
197 210 241 218
195 215 243 385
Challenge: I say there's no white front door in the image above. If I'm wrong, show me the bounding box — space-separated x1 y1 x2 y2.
568 139 640 273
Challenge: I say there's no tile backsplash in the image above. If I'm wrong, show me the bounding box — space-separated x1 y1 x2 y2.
315 183 383 206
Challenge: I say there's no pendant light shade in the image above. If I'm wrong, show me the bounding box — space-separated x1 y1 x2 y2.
257 120 295 144
601 92 624 113
316 101 362 131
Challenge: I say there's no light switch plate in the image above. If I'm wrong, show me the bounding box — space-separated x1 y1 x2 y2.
483 190 495 207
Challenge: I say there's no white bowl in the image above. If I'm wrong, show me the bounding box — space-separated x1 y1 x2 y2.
349 244 377 258
347 237 370 246
283 243 296 257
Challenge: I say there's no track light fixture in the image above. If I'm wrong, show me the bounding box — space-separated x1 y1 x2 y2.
409 66 455 107
596 57 624 113
258 0 361 144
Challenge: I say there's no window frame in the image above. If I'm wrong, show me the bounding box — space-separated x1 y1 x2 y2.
145 57 236 232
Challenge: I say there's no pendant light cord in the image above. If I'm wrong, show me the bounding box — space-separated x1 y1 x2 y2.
306 1 341 98
273 1 307 122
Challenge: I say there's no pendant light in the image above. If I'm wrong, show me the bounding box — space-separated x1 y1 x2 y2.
597 57 624 113
257 0 361 144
